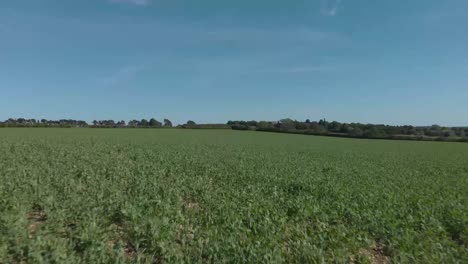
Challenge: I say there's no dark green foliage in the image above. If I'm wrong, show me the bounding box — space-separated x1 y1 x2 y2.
179 120 231 129
163 119 173 127
0 118 88 128
228 119 468 142
1 118 467 143
149 118 162 127
179 123 231 129
140 119 149 127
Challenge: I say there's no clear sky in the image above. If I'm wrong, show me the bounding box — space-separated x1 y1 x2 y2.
1 0 467 126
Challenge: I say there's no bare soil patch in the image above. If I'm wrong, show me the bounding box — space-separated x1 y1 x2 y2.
359 241 390 264
27 205 47 236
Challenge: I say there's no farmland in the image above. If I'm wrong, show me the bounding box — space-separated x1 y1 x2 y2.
0 128 467 263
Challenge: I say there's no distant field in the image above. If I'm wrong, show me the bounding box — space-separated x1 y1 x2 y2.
0 128 467 263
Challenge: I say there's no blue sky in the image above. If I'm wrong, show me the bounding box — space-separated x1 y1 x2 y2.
1 0 467 126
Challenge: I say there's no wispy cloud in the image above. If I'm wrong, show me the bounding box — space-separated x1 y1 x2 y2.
322 0 342 16
109 0 150 6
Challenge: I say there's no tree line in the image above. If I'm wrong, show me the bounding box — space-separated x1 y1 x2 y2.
1 117 467 142
0 118 175 128
91 118 174 128
228 119 468 142
0 118 89 128
0 118 230 129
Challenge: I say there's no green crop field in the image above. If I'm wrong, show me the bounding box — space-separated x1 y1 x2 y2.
0 128 467 263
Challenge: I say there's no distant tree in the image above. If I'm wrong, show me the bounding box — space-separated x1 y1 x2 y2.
328 121 341 132
305 119 311 124
140 119 149 127
318 119 328 129
117 120 126 127
340 123 352 133
163 119 173 127
92 120 98 126
186 120 196 126
279 118 295 130
310 122 326 133
257 121 273 129
458 130 466 138
245 121 258 127
78 121 88 127
128 120 139 127
350 127 364 137
364 127 387 138
149 118 162 127
442 129 457 138
295 122 308 130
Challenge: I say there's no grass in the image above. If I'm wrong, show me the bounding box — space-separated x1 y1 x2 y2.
0 128 467 263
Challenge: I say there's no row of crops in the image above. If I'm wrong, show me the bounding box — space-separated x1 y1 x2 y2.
0 128 466 263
